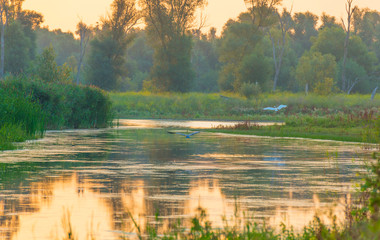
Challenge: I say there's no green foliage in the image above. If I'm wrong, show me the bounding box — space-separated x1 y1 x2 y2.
311 27 378 75
291 11 319 56
111 91 380 121
124 30 153 91
85 0 138 91
217 15 272 92
33 46 73 84
0 86 45 150
86 36 122 90
149 34 195 92
313 77 335 96
191 35 220 92
218 63 235 92
296 51 337 93
1 76 113 130
236 51 273 91
240 82 262 99
4 21 32 74
35 27 79 66
311 26 345 60
141 0 206 92
336 58 369 94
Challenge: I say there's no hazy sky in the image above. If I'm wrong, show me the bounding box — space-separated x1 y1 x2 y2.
23 0 380 34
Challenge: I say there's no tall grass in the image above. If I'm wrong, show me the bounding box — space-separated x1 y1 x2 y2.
111 91 380 120
0 76 114 150
1 76 113 129
0 88 44 150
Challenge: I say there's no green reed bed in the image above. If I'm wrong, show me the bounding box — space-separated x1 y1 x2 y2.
0 88 44 150
0 76 113 150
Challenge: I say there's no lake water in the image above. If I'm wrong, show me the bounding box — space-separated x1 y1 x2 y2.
0 120 367 239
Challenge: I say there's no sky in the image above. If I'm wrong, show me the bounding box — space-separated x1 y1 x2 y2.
23 0 380 34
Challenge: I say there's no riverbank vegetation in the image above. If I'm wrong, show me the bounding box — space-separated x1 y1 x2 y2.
1 0 379 145
111 91 379 142
0 77 113 150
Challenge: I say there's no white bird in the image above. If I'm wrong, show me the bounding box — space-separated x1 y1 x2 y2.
168 131 201 138
263 105 287 112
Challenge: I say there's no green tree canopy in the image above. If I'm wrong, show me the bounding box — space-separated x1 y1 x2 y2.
34 46 72 84
140 0 206 92
311 26 377 74
295 51 337 93
85 0 139 90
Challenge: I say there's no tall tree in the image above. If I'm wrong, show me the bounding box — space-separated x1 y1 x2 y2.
244 0 288 91
217 13 272 92
291 12 318 56
75 21 92 85
0 0 42 77
341 0 356 92
86 0 140 90
296 51 337 94
244 0 282 28
0 0 10 78
139 0 206 92
268 8 292 91
319 12 339 30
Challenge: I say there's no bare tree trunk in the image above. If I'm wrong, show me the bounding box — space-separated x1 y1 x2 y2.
75 21 91 85
263 8 291 92
0 16 4 79
341 0 355 92
270 33 285 92
76 36 84 85
347 78 359 94
0 1 9 79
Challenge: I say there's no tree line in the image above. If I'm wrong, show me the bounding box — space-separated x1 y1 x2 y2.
1 0 380 95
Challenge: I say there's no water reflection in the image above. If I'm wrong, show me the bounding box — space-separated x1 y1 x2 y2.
118 119 284 129
0 127 366 239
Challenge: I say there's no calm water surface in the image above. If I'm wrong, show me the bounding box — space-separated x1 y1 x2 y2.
0 121 367 239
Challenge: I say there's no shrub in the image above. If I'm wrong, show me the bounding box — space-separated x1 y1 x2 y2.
240 82 262 99
0 76 113 130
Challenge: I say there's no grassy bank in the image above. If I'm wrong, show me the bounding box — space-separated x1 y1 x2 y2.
111 92 379 143
0 77 113 150
111 92 379 120
209 116 378 143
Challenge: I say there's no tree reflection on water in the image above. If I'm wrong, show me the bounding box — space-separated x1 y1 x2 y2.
0 128 364 239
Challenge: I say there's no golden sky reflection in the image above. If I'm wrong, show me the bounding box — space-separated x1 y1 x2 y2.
2 174 350 239
23 0 380 34
10 174 116 240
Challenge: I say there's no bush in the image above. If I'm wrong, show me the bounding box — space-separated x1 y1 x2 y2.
0 76 113 129
240 82 262 99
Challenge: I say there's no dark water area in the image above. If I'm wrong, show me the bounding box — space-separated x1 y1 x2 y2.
0 122 368 239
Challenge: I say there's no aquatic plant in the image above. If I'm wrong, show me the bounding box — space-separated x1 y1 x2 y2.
0 76 114 150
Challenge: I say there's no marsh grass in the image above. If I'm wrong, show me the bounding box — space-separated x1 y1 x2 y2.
111 92 380 120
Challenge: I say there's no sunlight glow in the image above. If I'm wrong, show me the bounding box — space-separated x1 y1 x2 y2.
23 0 380 33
